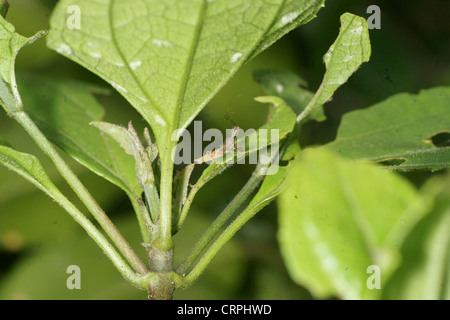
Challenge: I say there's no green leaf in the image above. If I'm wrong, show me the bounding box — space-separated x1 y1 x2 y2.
47 0 325 155
17 74 140 196
0 136 59 199
327 87 450 171
296 13 371 123
0 15 45 115
278 148 426 299
253 69 325 121
317 13 371 106
383 175 450 300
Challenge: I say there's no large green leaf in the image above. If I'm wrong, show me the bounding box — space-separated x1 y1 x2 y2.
278 148 426 299
327 87 450 171
47 0 325 153
17 74 140 196
383 175 450 300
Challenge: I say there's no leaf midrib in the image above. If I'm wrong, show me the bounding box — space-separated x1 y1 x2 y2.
108 0 165 122
173 0 288 135
170 0 208 138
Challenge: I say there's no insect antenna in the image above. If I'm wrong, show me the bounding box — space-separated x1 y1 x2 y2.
224 95 242 128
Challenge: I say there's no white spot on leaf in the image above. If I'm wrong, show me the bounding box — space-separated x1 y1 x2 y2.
130 61 142 70
137 96 148 103
351 26 363 34
89 52 101 59
343 55 354 62
230 53 243 63
111 81 128 93
56 43 72 55
152 39 171 48
154 114 166 126
281 12 300 26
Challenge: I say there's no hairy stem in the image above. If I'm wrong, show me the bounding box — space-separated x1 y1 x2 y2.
157 145 176 251
181 202 258 288
176 162 267 275
12 110 148 274
178 142 287 286
296 82 323 123
147 247 175 299
48 184 153 289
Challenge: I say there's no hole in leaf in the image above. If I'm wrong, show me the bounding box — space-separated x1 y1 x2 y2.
377 158 406 166
427 131 450 148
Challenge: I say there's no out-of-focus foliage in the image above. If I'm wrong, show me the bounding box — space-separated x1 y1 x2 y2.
278 148 446 300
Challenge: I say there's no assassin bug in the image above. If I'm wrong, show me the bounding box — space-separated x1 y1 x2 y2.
193 111 243 164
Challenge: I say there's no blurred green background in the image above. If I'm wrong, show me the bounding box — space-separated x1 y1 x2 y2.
0 0 448 299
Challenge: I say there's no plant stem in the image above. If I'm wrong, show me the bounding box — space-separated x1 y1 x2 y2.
181 202 258 288
176 162 266 275
157 146 176 251
178 142 288 286
176 182 199 231
145 142 177 299
147 247 175 299
12 110 148 274
46 182 154 289
296 82 323 123
177 162 234 231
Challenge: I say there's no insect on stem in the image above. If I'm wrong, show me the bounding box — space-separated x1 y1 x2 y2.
193 126 240 164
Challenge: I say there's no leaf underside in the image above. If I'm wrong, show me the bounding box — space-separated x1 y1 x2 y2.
47 0 326 153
